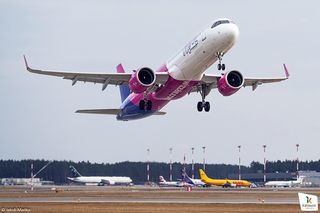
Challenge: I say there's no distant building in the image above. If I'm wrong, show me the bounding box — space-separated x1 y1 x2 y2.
0 178 41 186
228 171 320 187
299 171 320 187
228 172 295 184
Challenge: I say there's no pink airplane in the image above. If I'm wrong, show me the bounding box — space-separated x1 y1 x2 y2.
24 18 289 121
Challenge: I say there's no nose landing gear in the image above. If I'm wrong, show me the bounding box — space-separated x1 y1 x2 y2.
216 52 225 71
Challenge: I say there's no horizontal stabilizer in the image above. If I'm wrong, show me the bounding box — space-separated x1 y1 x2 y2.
154 111 166 115
75 109 120 115
76 109 166 116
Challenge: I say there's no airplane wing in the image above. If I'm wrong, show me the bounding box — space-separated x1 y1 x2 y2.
194 64 289 93
24 56 169 91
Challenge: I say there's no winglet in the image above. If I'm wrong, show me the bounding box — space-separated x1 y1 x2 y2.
116 63 125 73
283 64 289 79
23 55 29 70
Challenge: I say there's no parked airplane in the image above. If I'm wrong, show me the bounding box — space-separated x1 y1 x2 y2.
24 18 289 121
265 176 305 187
181 170 206 187
199 169 255 188
158 176 191 187
67 166 132 186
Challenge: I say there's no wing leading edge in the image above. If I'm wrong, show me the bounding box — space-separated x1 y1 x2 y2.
197 64 289 91
23 55 169 91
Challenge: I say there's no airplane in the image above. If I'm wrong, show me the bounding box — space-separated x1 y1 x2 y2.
264 176 305 187
158 176 191 187
181 169 206 187
67 165 133 186
199 169 255 188
24 18 289 121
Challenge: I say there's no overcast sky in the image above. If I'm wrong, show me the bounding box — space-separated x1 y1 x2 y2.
1 0 319 166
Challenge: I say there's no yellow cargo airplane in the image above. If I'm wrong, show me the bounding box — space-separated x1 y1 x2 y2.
199 169 255 188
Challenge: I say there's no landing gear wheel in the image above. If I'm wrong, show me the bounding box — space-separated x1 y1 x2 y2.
146 100 152 111
221 64 225 71
204 102 210 112
198 84 212 112
197 102 203 112
139 100 145 110
218 63 222 70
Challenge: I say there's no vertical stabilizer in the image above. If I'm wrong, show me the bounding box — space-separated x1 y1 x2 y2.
181 169 192 184
69 165 82 177
159 176 166 183
116 64 131 102
199 169 209 181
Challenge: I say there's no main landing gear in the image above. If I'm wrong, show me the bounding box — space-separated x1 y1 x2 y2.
197 84 210 112
139 99 152 111
216 52 225 71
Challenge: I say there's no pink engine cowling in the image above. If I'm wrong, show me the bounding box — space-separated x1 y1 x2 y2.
217 70 244 96
128 67 156 94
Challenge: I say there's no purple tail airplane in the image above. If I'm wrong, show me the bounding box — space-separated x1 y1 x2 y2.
25 18 289 121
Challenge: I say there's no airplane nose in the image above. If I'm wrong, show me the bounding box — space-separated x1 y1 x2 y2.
225 24 239 43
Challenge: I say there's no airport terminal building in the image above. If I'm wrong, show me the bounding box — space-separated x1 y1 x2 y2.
228 171 320 186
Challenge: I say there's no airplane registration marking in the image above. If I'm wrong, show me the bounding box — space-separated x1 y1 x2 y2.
165 81 190 100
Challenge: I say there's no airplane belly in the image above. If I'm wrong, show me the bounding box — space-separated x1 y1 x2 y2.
153 76 198 100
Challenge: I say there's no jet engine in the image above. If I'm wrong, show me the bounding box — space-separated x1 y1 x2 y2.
129 67 156 93
218 70 244 96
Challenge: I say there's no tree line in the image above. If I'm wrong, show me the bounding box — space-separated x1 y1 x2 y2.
0 159 319 184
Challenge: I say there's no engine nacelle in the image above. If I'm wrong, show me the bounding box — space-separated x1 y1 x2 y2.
128 67 156 94
218 70 244 96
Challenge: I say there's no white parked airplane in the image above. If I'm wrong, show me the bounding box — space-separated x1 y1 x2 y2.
265 176 305 187
158 176 191 187
67 166 132 186
25 18 289 121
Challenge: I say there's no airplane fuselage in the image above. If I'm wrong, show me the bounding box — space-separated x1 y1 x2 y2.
68 176 132 185
117 19 239 120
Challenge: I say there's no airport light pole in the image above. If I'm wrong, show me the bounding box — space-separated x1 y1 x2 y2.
31 163 34 191
191 147 195 179
238 145 241 180
202 146 206 171
183 154 186 172
263 145 267 183
147 148 150 183
296 144 300 178
169 147 173 181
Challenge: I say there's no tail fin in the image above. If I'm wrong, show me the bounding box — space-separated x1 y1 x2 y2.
69 165 82 177
159 176 166 183
181 169 193 184
199 169 209 181
297 176 306 184
116 64 131 102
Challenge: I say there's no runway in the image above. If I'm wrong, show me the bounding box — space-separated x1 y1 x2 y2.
0 185 319 204
1 186 319 213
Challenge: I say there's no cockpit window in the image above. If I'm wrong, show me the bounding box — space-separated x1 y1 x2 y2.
211 20 230 28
